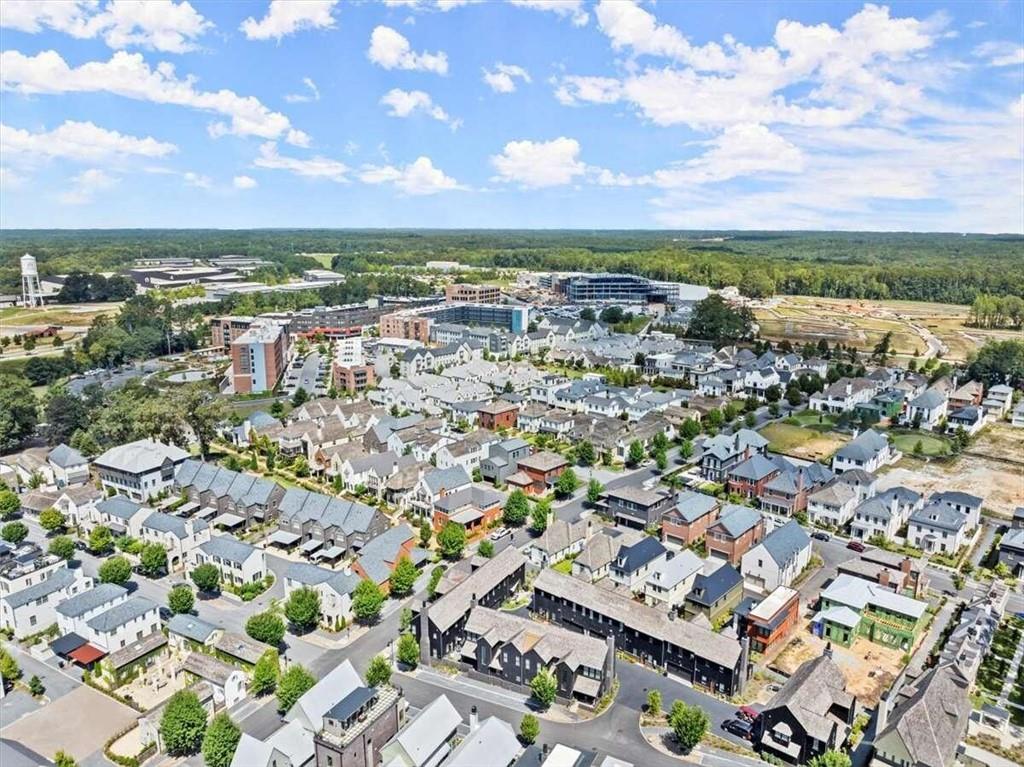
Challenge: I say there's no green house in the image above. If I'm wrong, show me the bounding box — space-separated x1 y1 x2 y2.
813 574 927 651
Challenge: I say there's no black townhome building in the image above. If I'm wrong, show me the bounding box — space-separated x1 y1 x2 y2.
532 569 749 696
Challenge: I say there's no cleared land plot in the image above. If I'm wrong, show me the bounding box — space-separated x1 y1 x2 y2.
759 421 848 461
878 456 1024 518
0 684 137 761
966 424 1024 462
755 296 1015 362
0 303 120 328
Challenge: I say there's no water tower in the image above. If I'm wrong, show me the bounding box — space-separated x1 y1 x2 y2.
21 253 43 308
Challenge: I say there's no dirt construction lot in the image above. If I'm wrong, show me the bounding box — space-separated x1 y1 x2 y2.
772 625 905 707
0 684 137 761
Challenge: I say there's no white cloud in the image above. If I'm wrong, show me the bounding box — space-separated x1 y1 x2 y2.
651 124 804 186
253 142 349 182
183 171 211 189
359 156 462 195
379 88 458 128
553 75 622 105
233 175 257 189
0 0 213 53
508 0 588 27
240 0 337 41
367 26 448 74
1 50 308 145
482 63 531 93
383 0 480 10
1 120 177 164
0 167 27 189
59 168 118 205
285 77 321 103
973 41 1024 67
491 137 587 188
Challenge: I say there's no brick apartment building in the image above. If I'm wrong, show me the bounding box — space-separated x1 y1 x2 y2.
445 283 502 303
706 505 765 564
231 322 288 394
477 400 519 430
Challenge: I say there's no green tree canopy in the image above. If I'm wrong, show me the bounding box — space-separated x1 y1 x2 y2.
807 752 852 767
627 440 645 467
389 556 418 597
397 632 420 668
160 690 208 756
88 525 113 554
98 555 131 585
477 539 495 558
519 713 540 745
0 489 20 520
0 374 38 452
529 668 558 709
686 295 754 345
190 563 220 593
531 499 550 534
2 522 29 545
284 587 321 632
365 655 392 687
246 611 286 645
202 713 241 767
668 700 709 751
251 649 280 696
437 522 466 560
502 490 530 527
167 585 195 615
555 468 579 499
352 579 385 624
139 542 168 576
38 507 67 533
48 535 76 560
276 665 315 714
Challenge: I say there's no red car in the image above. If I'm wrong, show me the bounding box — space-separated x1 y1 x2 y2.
846 540 866 553
736 706 760 723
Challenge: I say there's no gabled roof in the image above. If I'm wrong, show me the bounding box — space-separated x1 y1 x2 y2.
87 595 158 633
669 491 719 523
910 502 967 533
835 429 889 462
142 510 208 539
168 614 218 643
422 466 472 495
95 496 145 521
93 438 188 473
763 654 853 743
756 521 810 567
429 547 525 632
931 490 983 510
729 453 781 482
355 524 418 585
48 443 87 467
614 536 667 573
387 695 461 767
55 582 126 617
285 658 362 733
645 550 702 589
199 534 258 565
445 716 519 767
711 505 762 538
909 388 947 409
688 563 743 606
4 567 80 609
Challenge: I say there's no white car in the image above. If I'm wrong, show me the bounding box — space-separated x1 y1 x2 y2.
489 528 512 541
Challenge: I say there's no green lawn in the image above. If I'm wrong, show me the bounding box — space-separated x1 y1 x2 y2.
790 410 836 428
890 431 951 457
758 421 848 460
551 558 574 574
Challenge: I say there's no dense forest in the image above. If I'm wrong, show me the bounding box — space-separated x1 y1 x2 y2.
2 229 1022 304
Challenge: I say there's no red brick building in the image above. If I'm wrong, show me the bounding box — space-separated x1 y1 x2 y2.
726 454 782 500
380 312 431 343
737 586 800 655
333 362 376 394
508 451 568 495
706 505 765 565
661 491 720 547
477 400 519 430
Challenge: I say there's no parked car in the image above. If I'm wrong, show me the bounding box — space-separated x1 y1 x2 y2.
489 527 512 541
812 531 831 542
846 540 866 552
721 719 753 739
736 706 760 723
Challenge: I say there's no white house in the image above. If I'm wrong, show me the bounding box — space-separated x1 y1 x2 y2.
741 520 811 594
982 384 1014 418
92 438 190 501
903 388 947 429
831 429 893 474
930 491 983 533
642 549 702 610
1 566 92 639
47 444 90 488
53 485 103 528
88 496 150 537
810 377 876 413
138 511 212 571
231 720 313 767
283 562 361 630
609 537 668 591
908 502 968 554
380 695 461 767
945 406 985 436
191 535 267 587
807 480 859 529
56 584 160 653
525 519 588 568
850 495 902 542
182 652 247 709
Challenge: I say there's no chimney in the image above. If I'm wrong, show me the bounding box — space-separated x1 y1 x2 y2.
900 557 911 574
823 641 833 658
845 382 852 396
890 495 899 516
418 600 431 667
469 705 479 733
878 569 890 588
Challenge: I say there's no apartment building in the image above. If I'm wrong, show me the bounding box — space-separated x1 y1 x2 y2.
231 321 289 394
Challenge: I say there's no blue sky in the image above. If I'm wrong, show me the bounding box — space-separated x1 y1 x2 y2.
1 0 1021 231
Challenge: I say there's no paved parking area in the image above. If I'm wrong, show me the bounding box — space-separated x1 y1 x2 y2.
0 685 137 761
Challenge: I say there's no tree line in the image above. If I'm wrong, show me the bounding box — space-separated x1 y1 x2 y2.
969 294 1024 329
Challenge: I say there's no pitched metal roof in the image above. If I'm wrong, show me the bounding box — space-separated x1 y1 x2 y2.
200 534 258 564
86 595 158 633
758 521 810 567
168 613 218 643
93 438 188 473
54 582 126 617
3 567 79 609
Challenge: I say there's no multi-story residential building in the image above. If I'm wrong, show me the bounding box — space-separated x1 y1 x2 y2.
415 547 526 661
700 429 769 482
507 451 568 496
1 564 92 639
683 562 745 625
274 487 389 556
741 521 811 594
948 380 984 409
47 443 89 488
706 505 765 564
532 569 748 695
981 383 1014 418
459 607 615 705
831 429 893 474
476 400 519 430
609 536 668 591
837 551 927 598
998 528 1024 576
479 438 532 485
210 315 256 349
283 562 361 630
382 303 528 342
643 550 703 611
907 502 968 554
727 454 784 500
661 491 720 547
191 535 267 587
445 283 502 303
312 679 402 767
930 490 983 531
754 653 857 765
174 460 285 529
93 438 190 501
333 361 376 394
379 696 461 767
138 510 211 571
58 587 160 653
231 321 289 394
945 405 985 436
524 518 588 568
807 479 859 529
813 574 928 650
602 485 676 530
809 377 876 413
0 544 67 598
758 462 834 517
571 527 644 583
735 586 800 655
902 388 948 429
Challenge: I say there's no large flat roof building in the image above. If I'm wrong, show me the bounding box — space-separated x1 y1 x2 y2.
231 321 288 394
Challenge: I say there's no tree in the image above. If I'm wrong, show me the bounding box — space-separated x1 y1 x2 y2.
365 655 392 687
389 556 419 597
54 752 77 767
28 674 45 696
627 440 645 467
0 489 20 520
519 713 540 745
202 713 241 767
576 440 595 466
247 611 286 645
807 752 852 767
647 689 662 717
529 668 558 709
168 585 195 615
191 563 220 593
427 565 445 598
39 507 67 533
744 412 757 429
477 539 495 558
251 649 280 696
291 387 309 407
139 542 168 576
555 468 579 499
174 385 228 458
681 419 701 440
284 588 321 632
438 522 467 560
678 439 694 461
531 499 550 534
0 646 21 681
686 295 754 345
668 700 708 751
48 535 75 560
586 478 603 506
276 665 315 713
352 579 385 624
0 374 38 451
397 632 420 668
98 555 131 585
580 307 596 321
88 525 113 554
654 448 668 471
1 522 28 545
419 521 431 547
160 690 208 756
503 490 530 527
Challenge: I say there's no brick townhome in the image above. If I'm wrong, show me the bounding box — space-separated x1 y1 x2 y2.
706 505 765 564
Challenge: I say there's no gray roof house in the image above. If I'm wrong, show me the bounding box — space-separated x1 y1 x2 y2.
380 695 462 767
741 520 812 593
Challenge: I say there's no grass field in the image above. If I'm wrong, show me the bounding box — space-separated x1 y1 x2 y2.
759 421 848 460
0 303 120 328
889 431 951 457
754 295 1016 362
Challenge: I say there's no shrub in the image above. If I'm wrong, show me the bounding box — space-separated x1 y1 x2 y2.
397 633 420 668
202 713 241 767
98 556 132 585
251 649 280 696
519 713 539 745
1 521 28 545
365 655 392 687
167 585 194 615
246 611 286 645
160 690 207 756
668 700 708 751
529 668 557 709
276 665 315 713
